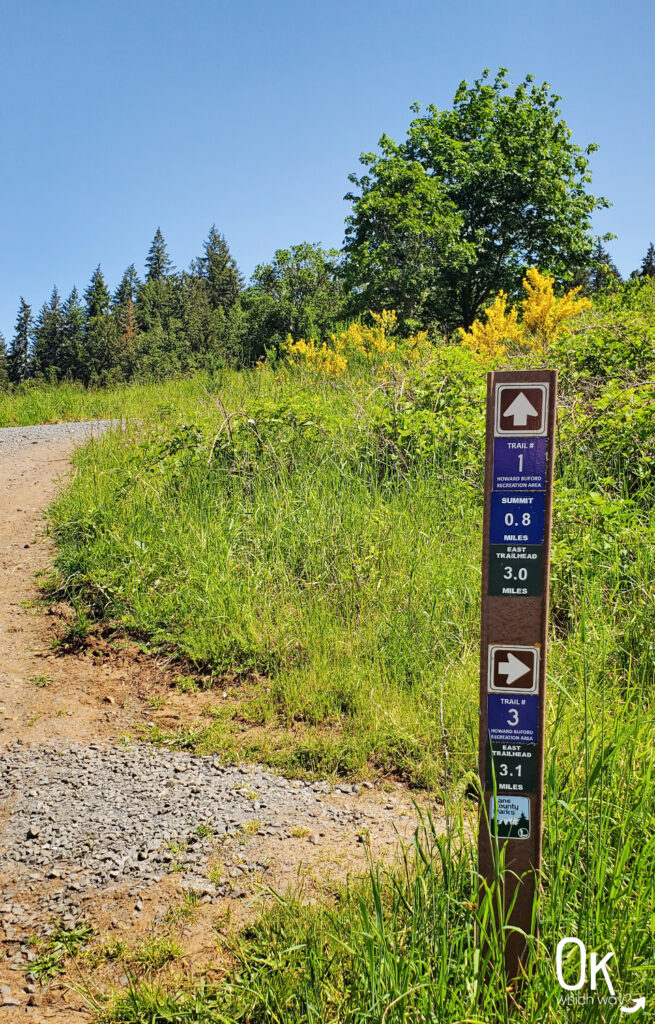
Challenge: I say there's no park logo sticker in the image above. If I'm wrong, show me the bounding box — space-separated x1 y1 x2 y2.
489 795 531 839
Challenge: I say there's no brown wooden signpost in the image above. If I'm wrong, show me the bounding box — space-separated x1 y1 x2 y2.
478 368 557 980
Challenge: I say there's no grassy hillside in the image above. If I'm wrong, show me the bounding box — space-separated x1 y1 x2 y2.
7 279 655 1019
0 377 212 427
45 294 654 789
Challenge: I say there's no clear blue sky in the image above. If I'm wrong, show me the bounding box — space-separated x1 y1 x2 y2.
1 0 653 341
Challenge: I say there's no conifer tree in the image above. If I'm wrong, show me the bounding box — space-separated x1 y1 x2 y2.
145 228 174 282
197 225 242 310
179 272 213 353
8 298 33 384
588 241 621 293
640 242 655 278
33 286 65 378
113 265 141 348
84 265 112 318
0 331 9 390
82 267 118 383
113 264 141 307
139 232 180 347
61 288 85 380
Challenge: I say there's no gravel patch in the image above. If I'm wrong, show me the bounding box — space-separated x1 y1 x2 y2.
0 419 120 457
0 741 376 934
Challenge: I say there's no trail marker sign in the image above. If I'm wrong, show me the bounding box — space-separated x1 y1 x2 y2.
487 693 539 743
489 493 545 545
478 369 557 980
488 544 543 596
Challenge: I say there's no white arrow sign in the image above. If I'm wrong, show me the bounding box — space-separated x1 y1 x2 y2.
503 392 539 427
621 997 645 1014
498 652 531 686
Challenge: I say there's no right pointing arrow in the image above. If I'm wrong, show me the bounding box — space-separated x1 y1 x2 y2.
503 392 539 426
498 653 530 686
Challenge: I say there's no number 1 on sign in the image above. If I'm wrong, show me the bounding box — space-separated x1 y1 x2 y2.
518 453 523 472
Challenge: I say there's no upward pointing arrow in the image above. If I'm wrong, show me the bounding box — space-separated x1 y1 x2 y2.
503 392 539 426
498 653 531 686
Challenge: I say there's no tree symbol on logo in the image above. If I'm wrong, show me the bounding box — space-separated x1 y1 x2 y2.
515 812 529 837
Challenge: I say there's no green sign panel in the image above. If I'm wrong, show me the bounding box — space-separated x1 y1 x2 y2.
486 742 538 794
488 544 543 596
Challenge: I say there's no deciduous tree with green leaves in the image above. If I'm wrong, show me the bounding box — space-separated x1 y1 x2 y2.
344 68 609 331
246 242 346 358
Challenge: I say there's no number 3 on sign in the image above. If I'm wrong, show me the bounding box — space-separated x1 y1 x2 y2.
507 708 519 726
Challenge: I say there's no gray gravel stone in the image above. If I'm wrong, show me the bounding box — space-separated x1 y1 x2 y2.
0 740 376 931
0 419 119 457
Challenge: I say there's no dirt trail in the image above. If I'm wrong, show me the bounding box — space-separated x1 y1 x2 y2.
0 423 136 747
0 425 429 1020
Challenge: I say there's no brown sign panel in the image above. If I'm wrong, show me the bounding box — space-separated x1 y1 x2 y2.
478 369 556 981
495 383 548 437
488 644 539 694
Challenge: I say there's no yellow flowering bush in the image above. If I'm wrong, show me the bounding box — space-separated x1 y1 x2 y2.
459 268 592 360
520 266 591 351
283 310 431 375
340 309 398 359
458 291 523 360
283 335 348 376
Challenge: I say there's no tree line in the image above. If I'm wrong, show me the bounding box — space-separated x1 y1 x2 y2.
0 227 351 387
0 229 348 388
2 68 654 389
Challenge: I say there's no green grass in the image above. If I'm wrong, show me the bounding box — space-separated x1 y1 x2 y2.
24 333 655 1020
46 364 486 785
46 358 653 788
29 922 93 981
0 375 219 426
95 698 655 1020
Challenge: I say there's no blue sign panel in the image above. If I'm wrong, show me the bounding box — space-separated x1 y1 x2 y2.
487 694 538 744
489 492 545 545
493 438 548 491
